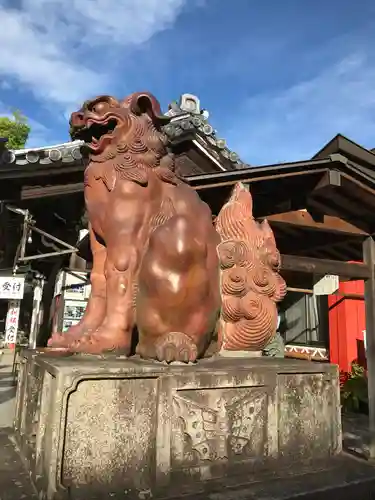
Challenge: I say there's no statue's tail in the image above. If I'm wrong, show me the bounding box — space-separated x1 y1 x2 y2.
214 182 287 353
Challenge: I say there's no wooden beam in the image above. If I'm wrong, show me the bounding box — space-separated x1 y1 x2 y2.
307 197 373 234
280 253 370 279
313 170 341 191
310 189 375 219
265 210 367 236
21 182 84 199
363 237 375 458
341 172 375 200
293 237 362 261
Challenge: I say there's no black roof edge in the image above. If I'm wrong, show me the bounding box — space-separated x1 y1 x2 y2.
187 154 375 193
312 133 375 167
186 157 335 187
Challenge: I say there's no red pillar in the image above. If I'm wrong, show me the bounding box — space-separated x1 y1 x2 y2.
328 280 366 372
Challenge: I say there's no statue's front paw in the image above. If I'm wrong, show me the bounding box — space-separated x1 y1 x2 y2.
155 331 198 363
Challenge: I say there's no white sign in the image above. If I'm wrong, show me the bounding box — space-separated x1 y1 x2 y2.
54 270 64 297
0 275 25 300
313 274 339 296
29 279 44 350
84 283 92 299
5 300 20 344
63 271 89 301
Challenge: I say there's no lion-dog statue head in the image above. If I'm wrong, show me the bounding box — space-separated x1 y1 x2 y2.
70 92 176 191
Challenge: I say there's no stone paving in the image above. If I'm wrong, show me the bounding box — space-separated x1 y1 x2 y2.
0 350 16 429
342 411 371 459
0 430 38 499
0 350 38 499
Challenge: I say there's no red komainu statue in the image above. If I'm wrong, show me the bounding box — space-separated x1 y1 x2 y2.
49 92 286 361
49 93 221 362
215 183 287 352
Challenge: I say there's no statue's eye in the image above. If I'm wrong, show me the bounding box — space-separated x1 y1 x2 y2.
91 101 109 114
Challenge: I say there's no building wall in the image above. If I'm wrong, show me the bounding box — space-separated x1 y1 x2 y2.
278 291 330 365
281 293 328 346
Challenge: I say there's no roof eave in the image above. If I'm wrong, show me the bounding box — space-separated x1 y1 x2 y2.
312 133 375 168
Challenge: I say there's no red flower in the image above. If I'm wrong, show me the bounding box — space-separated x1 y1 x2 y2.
339 371 349 387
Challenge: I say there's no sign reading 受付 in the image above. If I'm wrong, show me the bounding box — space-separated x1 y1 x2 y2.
0 276 25 300
5 300 21 344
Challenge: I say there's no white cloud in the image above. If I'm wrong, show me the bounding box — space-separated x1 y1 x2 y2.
225 53 375 165
0 79 11 90
0 0 187 109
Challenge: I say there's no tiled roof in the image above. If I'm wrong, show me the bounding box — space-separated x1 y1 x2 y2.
163 93 246 170
0 140 84 166
0 94 246 171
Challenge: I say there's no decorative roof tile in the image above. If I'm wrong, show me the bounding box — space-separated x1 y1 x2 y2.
3 140 84 167
163 93 247 170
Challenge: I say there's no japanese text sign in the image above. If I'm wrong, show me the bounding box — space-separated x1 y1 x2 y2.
0 276 25 300
5 300 20 344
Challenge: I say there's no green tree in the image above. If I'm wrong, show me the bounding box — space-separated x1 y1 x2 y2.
0 110 30 150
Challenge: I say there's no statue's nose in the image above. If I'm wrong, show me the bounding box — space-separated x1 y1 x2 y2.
70 111 85 127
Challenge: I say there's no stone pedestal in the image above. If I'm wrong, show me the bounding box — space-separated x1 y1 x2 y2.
14 350 341 499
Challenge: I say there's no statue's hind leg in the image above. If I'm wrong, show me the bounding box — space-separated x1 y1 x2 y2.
136 215 220 363
48 225 107 348
69 241 136 355
69 197 148 355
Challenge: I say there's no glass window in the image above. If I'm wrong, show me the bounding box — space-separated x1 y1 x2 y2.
279 292 329 347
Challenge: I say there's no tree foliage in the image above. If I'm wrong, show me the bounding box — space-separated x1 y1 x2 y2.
0 110 30 150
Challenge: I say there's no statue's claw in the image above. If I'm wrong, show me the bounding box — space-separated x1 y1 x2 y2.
48 332 77 349
47 326 94 349
154 332 198 363
68 327 131 356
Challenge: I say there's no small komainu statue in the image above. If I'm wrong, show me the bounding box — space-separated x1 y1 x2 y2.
48 92 286 361
215 183 286 352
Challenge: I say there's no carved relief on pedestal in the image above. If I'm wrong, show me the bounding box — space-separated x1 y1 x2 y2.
24 367 44 449
171 388 267 466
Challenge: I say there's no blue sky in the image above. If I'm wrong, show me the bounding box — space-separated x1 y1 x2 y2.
1 0 375 165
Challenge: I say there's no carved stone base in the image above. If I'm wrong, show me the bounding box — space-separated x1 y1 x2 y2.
14 350 342 499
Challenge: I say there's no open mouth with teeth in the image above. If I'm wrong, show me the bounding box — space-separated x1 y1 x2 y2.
72 117 118 152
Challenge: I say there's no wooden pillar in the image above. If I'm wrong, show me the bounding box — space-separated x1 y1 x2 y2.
363 236 375 458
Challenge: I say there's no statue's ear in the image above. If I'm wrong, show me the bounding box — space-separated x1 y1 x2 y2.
129 92 170 126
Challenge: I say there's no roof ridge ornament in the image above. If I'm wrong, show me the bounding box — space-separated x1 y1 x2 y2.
179 93 201 114
0 137 16 165
164 93 245 170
